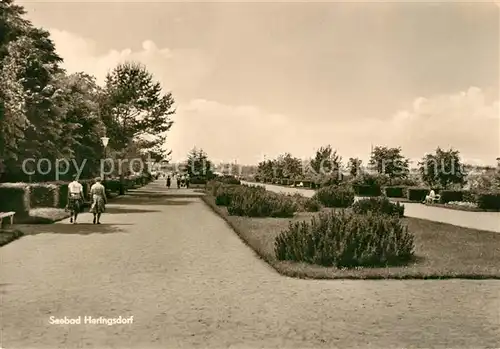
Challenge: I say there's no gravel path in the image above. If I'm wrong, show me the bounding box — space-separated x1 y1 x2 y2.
242 181 500 233
1 181 499 348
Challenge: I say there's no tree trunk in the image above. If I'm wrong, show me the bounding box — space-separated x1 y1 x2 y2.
119 172 125 195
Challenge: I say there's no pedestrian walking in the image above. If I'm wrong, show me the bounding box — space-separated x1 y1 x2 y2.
67 175 84 224
166 175 171 188
89 177 107 224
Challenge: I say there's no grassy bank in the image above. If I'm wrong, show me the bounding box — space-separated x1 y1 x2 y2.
202 194 500 279
0 229 24 247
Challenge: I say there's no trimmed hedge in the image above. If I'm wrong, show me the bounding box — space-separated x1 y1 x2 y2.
384 186 407 198
29 183 58 208
104 179 121 193
476 192 500 210
274 210 415 268
0 183 30 215
407 187 431 202
439 190 464 204
352 184 381 197
57 183 69 208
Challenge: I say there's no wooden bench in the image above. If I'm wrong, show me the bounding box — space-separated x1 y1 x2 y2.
0 211 16 226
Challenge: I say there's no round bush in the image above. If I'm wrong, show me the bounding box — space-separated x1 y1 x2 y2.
215 185 242 206
228 190 296 217
287 193 322 212
215 175 241 185
352 197 405 217
274 210 415 268
312 185 355 208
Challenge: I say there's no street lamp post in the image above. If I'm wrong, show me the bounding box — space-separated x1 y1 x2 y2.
100 136 109 180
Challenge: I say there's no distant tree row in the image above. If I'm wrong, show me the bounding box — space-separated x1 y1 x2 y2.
255 145 498 190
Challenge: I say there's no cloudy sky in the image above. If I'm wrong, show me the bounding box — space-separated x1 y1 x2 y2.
18 0 499 165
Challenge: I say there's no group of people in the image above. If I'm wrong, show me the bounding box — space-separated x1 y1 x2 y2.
164 173 190 189
66 175 107 224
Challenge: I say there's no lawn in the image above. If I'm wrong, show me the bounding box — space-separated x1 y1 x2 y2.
202 195 500 279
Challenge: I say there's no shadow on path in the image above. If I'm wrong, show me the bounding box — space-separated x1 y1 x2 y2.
115 196 194 206
13 223 131 236
103 207 162 214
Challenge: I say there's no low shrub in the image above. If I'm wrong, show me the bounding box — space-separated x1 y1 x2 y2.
312 185 355 208
274 210 415 268
352 197 405 217
215 185 241 206
227 189 296 218
407 187 431 202
287 193 322 212
351 173 390 187
215 175 240 185
320 174 343 187
29 183 58 208
384 186 407 198
0 183 30 215
439 190 464 204
476 191 500 210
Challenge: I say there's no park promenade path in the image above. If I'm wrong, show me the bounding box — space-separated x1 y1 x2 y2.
1 180 499 348
242 181 500 233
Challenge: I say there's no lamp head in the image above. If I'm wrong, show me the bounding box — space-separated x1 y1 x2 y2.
100 136 109 147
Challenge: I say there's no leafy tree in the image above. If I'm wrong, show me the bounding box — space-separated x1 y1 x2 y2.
369 146 409 184
186 147 213 178
310 145 343 183
257 159 275 179
100 61 175 152
281 153 303 179
0 2 67 181
54 72 106 179
348 157 362 177
0 37 28 162
418 147 466 189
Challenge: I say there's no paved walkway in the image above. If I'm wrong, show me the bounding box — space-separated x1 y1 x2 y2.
242 181 500 233
1 181 499 348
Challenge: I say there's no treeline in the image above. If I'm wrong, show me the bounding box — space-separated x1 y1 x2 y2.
0 0 175 182
257 145 500 191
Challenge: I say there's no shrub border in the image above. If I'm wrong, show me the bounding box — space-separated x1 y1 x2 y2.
200 191 500 280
